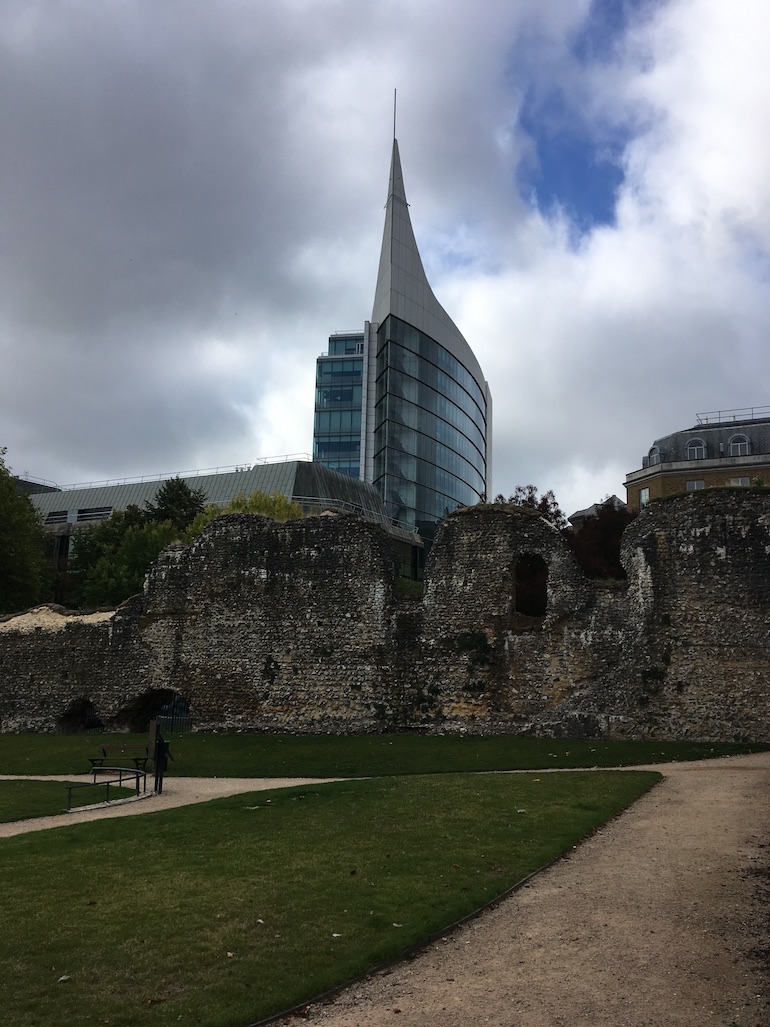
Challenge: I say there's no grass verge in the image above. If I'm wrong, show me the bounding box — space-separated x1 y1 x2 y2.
0 780 136 824
0 733 765 777
0 770 658 1027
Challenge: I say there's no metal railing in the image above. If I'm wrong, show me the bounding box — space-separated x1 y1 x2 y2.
292 496 419 535
696 406 770 425
156 712 193 735
46 454 314 492
66 767 146 809
15 474 61 490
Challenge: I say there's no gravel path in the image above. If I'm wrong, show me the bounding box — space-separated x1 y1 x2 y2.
2 756 768 1026
302 753 770 1027
0 774 340 838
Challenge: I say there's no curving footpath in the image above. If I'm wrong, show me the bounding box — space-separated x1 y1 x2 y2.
0 774 340 838
302 753 770 1027
2 756 769 1026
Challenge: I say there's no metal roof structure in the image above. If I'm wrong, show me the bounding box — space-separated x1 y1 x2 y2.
28 458 420 544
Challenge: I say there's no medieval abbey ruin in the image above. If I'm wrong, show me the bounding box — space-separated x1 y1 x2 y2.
1 490 769 742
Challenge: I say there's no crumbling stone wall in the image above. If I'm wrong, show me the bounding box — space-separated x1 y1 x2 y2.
606 491 770 740
0 608 110 732
1 495 769 740
138 513 403 732
419 505 603 734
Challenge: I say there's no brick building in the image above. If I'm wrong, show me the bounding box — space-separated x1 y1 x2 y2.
625 407 770 512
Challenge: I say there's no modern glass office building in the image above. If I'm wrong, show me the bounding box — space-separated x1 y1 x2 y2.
313 139 492 544
313 332 364 478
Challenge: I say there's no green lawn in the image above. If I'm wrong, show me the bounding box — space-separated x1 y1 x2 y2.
0 769 659 1027
0 732 764 777
0 780 136 824
0 732 758 1025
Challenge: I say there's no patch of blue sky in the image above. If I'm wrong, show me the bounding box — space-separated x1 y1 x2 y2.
421 227 480 280
510 0 652 236
570 0 651 65
517 93 626 234
732 232 770 285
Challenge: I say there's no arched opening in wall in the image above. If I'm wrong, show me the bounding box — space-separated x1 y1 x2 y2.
156 692 193 734
57 698 104 734
112 688 189 733
513 553 548 625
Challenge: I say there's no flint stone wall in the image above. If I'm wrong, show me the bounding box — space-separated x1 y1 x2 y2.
1 494 768 740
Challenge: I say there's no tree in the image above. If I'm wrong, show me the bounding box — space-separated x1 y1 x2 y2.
68 505 180 608
79 519 178 608
186 490 304 538
0 449 47 613
67 506 144 607
68 487 305 608
145 476 207 532
567 499 636 580
493 484 567 530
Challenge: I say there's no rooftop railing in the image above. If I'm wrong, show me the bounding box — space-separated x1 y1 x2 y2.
34 453 314 492
293 496 419 536
14 474 61 490
696 406 770 425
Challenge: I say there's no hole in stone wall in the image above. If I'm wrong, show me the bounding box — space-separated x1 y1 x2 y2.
514 553 548 619
57 698 104 734
156 692 193 734
113 688 177 733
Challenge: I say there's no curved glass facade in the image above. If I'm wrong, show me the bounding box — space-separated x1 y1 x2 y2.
313 139 491 557
372 315 489 537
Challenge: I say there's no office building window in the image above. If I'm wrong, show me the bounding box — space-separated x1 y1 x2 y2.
77 506 114 522
686 480 705 491
729 476 750 486
640 487 650 508
648 447 661 466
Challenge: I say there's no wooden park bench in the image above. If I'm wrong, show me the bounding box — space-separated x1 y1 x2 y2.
89 744 150 773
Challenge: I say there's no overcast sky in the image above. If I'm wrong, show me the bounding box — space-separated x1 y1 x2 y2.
2 0 768 517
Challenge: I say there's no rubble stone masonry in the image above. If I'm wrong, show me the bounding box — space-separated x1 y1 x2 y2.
1 494 769 740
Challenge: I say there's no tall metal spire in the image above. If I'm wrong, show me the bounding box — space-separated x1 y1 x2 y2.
361 133 492 515
370 139 483 386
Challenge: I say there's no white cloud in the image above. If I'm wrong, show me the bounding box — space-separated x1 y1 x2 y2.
1 0 768 520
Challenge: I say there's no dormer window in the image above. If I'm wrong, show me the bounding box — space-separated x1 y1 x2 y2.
729 434 750 457
648 446 661 466
687 439 706 460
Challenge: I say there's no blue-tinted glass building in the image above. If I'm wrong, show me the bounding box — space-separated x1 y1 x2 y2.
313 332 364 478
313 139 492 544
